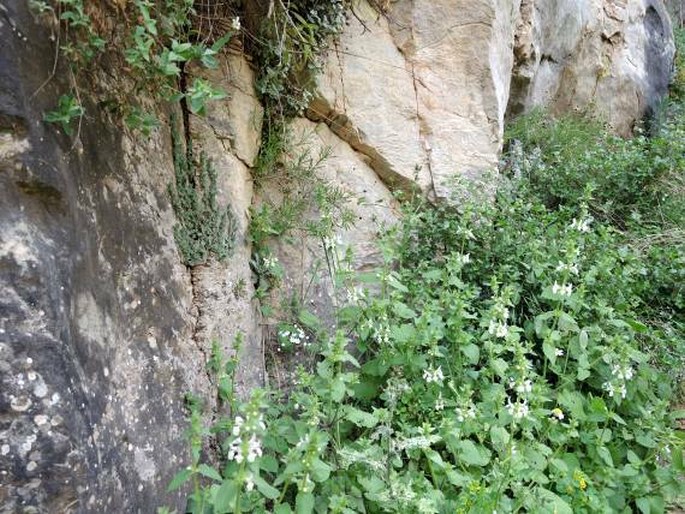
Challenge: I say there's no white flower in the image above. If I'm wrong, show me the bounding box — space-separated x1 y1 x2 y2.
555 262 580 275
435 394 445 411
570 217 592 233
346 287 363 304
612 364 634 381
618 384 627 399
454 404 477 422
603 381 615 397
506 398 530 420
246 434 262 462
231 17 241 31
555 348 565 357
552 282 573 296
262 255 278 269
227 438 243 463
456 253 471 265
232 416 244 437
488 320 509 338
423 366 444 385
514 379 533 395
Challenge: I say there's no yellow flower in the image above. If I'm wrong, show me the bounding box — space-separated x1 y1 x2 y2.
573 469 587 490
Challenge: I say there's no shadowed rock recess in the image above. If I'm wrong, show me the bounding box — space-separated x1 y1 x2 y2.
0 0 676 511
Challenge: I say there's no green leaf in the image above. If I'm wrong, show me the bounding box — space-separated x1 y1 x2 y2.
299 309 320 330
578 329 589 349
542 340 558 365
167 467 191 491
558 312 579 332
597 446 614 467
344 406 378 428
387 274 408 292
550 458 568 474
211 33 233 52
274 504 294 514
296 492 315 514
461 343 480 364
311 458 332 482
260 454 279 473
197 463 222 482
214 480 238 513
489 425 509 450
537 488 573 514
491 358 509 377
636 497 651 514
330 376 346 402
392 302 416 319
458 440 491 467
254 474 280 500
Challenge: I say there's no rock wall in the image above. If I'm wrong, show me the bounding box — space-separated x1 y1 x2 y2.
508 0 675 134
0 0 677 512
0 3 261 513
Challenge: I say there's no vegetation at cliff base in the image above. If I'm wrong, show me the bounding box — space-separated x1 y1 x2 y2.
165 39 685 512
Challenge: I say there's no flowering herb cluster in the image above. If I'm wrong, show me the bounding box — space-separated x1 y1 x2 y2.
165 36 685 512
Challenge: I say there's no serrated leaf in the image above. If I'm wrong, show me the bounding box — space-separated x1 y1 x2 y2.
198 463 222 482
550 458 568 474
260 454 279 473
542 340 558 365
636 497 651 514
299 309 320 330
597 446 614 467
491 358 509 377
254 474 280 500
344 406 378 428
558 312 579 332
458 440 490 467
490 425 509 450
579 329 589 349
461 343 480 364
392 302 416 319
167 468 191 491
274 504 293 514
296 492 315 514
214 480 238 512
537 488 573 514
311 458 331 482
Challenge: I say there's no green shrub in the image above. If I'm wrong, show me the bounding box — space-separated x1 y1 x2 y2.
165 158 684 514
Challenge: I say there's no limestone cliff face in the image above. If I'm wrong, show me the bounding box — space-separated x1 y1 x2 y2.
509 0 675 134
0 0 676 512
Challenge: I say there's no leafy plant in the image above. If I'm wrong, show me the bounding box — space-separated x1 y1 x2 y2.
44 94 84 135
167 52 685 510
168 124 237 267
